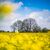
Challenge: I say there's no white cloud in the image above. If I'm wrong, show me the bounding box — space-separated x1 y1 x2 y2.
0 1 23 31
0 1 23 25
0 1 50 30
4 13 22 25
0 12 22 31
27 10 50 29
0 1 23 23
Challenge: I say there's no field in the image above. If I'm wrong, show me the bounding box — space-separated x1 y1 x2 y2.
0 31 50 50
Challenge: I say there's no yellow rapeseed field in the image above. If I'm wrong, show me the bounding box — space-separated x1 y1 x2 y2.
0 31 50 50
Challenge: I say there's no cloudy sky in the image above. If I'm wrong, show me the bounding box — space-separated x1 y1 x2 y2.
0 0 50 31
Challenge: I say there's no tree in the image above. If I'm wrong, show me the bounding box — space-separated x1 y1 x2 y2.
11 25 16 32
16 20 23 32
42 27 48 32
22 18 38 32
11 20 23 32
11 18 41 32
33 26 41 32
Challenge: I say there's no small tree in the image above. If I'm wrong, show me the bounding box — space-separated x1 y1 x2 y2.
11 25 16 32
42 27 48 32
11 20 23 32
17 20 23 32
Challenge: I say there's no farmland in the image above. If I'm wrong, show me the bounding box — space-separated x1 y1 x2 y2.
0 31 50 50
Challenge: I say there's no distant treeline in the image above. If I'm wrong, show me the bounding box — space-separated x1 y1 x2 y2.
0 18 49 33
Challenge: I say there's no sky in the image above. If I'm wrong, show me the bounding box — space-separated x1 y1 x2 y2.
0 0 50 31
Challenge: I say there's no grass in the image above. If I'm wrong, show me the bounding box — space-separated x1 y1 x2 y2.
0 31 50 50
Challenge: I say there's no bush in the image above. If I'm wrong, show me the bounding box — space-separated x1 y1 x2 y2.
42 28 48 32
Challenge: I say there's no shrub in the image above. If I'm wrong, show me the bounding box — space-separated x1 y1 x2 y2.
42 28 48 32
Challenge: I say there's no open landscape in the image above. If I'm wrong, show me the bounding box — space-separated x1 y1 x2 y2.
0 31 50 50
0 0 50 50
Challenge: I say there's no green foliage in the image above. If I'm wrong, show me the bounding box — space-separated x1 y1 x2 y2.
42 28 48 32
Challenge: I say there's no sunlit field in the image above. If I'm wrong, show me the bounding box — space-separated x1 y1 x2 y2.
0 31 50 50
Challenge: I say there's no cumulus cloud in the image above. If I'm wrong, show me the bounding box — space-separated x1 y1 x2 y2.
4 13 22 25
0 12 23 31
28 10 50 29
0 1 50 30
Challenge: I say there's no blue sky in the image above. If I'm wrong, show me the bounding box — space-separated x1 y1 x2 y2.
0 0 50 31
12 0 50 10
11 0 50 16
0 0 50 10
